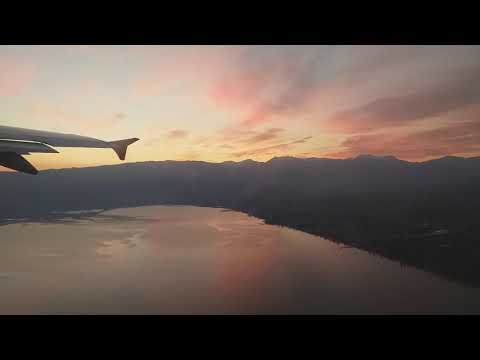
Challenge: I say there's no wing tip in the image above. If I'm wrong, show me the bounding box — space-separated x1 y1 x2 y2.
108 138 140 160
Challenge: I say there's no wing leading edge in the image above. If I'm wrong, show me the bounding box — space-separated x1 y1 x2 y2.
0 125 139 174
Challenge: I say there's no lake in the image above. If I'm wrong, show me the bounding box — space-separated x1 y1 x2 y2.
1 205 480 314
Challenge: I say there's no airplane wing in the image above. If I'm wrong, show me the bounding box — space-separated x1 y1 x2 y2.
0 125 139 175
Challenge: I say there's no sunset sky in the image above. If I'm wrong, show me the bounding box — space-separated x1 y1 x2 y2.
1 45 480 170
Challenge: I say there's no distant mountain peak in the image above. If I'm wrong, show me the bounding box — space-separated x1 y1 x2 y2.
268 156 298 162
439 155 462 160
353 154 399 161
240 159 258 164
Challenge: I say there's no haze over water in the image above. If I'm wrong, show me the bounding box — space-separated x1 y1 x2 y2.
1 205 480 315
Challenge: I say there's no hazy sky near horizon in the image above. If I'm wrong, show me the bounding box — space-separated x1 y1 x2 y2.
1 45 480 170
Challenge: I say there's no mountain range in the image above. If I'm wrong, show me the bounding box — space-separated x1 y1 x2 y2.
2 154 480 286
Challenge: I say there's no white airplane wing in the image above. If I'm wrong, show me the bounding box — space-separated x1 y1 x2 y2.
0 125 139 175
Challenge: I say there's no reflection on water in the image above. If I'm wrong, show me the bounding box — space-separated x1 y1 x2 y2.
1 205 480 314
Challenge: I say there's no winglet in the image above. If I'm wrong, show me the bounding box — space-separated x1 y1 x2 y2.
108 138 140 160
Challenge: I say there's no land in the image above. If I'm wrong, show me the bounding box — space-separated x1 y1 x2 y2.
1 155 480 287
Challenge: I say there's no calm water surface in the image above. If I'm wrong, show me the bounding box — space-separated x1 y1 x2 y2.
1 205 480 314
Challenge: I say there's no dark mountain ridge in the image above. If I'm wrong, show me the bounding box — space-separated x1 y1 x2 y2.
2 154 480 286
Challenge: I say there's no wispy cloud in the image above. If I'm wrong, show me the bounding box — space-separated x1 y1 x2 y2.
219 144 234 149
217 127 286 145
167 129 189 139
209 46 443 128
326 120 480 160
210 46 326 127
242 128 285 144
232 136 312 158
327 64 480 134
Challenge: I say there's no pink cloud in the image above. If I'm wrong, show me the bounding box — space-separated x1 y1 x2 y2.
131 46 243 98
325 121 480 160
0 58 34 97
327 64 480 134
208 46 436 129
